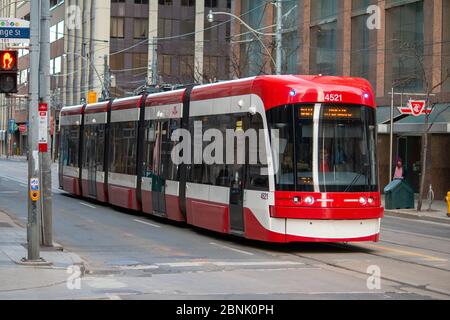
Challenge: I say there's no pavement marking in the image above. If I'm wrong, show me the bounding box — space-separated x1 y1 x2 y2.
384 215 450 228
0 191 19 194
209 242 254 256
80 202 96 209
364 243 447 262
214 261 303 266
383 227 450 242
133 219 161 228
155 260 304 268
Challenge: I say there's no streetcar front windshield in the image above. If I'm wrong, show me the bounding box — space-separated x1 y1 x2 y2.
267 104 378 192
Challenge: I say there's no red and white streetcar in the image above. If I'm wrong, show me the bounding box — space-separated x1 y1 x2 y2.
59 75 383 243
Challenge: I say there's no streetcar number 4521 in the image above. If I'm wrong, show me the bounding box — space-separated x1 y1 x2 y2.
324 93 342 102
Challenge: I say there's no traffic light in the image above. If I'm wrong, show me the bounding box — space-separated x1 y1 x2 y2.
0 50 18 94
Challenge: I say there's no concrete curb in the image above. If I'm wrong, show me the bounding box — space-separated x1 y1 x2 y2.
384 210 450 225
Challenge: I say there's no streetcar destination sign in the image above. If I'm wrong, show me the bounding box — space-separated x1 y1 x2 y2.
0 18 30 43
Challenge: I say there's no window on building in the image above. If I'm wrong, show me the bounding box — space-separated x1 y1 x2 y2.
205 0 217 7
112 0 125 2
134 0 148 4
54 56 62 74
158 55 172 76
158 19 175 38
110 53 125 71
385 1 424 91
132 53 148 74
159 0 173 5
134 18 148 39
204 21 218 41
352 0 373 11
57 20 64 39
310 22 337 75
111 17 125 38
203 56 218 81
50 24 57 43
227 0 231 9
180 55 194 77
350 14 370 78
181 0 195 6
310 0 337 24
442 0 450 92
179 20 195 40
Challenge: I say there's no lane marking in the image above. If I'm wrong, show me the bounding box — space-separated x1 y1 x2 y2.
133 219 161 228
384 215 450 228
213 261 303 266
364 243 447 262
0 191 19 194
155 260 304 268
209 242 254 256
383 227 450 242
80 202 96 209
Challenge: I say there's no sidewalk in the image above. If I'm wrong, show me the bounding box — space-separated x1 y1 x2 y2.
0 210 88 299
382 196 449 224
0 155 27 161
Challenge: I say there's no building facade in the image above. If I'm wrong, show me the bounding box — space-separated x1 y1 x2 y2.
231 0 450 199
0 0 231 158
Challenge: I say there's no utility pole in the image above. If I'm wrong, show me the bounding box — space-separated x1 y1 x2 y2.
39 0 52 247
275 0 282 75
103 54 110 100
150 37 158 85
25 0 42 262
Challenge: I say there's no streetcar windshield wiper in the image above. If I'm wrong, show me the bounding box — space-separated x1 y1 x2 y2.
343 169 365 192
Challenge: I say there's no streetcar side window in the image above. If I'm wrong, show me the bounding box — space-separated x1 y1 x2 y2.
266 105 295 191
245 113 269 191
60 125 80 168
109 121 138 175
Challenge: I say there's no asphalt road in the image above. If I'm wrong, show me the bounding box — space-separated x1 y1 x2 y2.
0 158 449 300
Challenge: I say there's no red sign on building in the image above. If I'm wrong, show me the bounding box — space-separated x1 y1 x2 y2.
398 100 432 116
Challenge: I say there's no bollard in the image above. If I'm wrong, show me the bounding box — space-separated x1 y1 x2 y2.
446 191 450 217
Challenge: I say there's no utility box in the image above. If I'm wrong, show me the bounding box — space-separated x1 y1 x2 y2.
384 179 414 209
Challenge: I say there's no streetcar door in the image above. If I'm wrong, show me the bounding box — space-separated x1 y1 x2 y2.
229 164 245 233
86 127 97 197
151 120 168 215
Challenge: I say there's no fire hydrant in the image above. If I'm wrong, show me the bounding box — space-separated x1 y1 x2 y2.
447 192 450 217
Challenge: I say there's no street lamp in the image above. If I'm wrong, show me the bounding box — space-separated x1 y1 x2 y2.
207 9 277 73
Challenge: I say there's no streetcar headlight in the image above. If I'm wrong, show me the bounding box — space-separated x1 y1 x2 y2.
359 197 367 205
304 196 314 205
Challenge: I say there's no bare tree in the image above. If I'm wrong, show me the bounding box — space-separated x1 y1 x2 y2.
392 40 450 211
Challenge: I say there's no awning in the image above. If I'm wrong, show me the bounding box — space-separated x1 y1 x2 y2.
377 103 450 134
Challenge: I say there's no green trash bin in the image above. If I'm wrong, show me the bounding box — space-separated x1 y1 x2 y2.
383 179 414 209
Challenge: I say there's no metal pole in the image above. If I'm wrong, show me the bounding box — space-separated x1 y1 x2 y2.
275 0 282 75
103 54 110 99
39 0 52 247
27 0 41 261
389 87 394 182
151 37 158 85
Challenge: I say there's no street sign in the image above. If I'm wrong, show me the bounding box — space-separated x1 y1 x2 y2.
8 119 15 133
0 18 30 43
38 103 48 152
18 123 27 133
398 100 432 116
